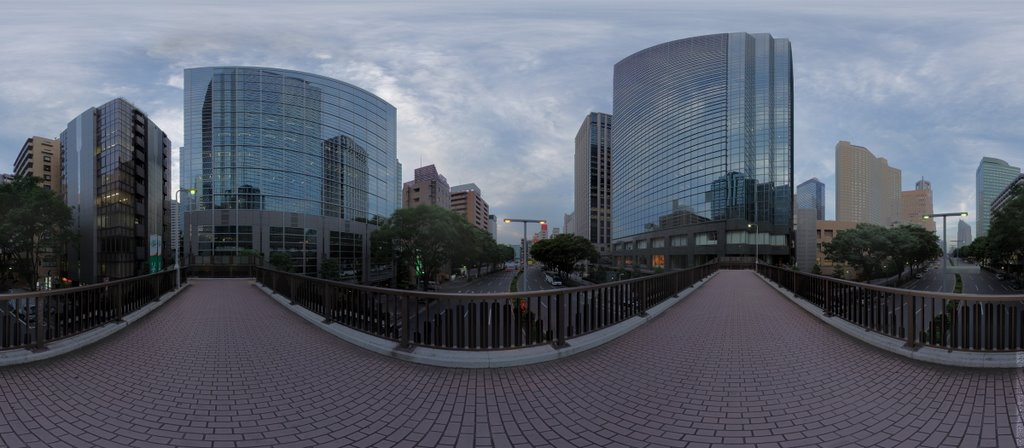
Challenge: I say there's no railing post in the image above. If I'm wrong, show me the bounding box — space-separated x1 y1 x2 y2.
33 296 47 352
824 281 832 317
322 285 334 323
904 295 917 349
401 295 412 350
554 293 567 348
289 275 297 305
115 284 125 322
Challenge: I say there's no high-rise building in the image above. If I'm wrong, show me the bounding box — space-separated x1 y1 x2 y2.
976 157 1021 237
795 178 825 220
0 173 13 184
563 212 574 236
62 98 170 283
450 183 490 233
403 164 450 209
957 219 973 248
611 33 793 268
991 174 1024 216
835 141 901 226
488 214 497 240
573 112 612 255
181 67 400 283
14 136 62 194
551 227 560 238
899 177 935 232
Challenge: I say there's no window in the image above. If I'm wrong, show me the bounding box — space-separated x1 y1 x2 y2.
636 240 648 249
651 238 665 248
695 232 717 246
44 174 51 181
43 155 52 162
670 235 687 247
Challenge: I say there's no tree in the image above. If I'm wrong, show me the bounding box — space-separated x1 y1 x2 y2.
987 186 1024 269
371 205 474 286
0 176 76 290
320 258 341 281
823 223 939 281
530 234 599 281
269 251 293 272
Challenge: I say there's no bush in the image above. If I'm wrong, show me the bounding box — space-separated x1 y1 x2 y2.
269 251 293 272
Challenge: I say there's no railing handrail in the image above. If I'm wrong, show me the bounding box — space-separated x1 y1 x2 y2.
763 265 1024 302
253 262 718 300
0 269 174 300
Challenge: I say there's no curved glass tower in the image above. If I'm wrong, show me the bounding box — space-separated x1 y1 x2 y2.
181 67 400 282
611 33 793 268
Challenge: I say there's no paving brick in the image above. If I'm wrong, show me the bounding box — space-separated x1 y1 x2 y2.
0 274 1020 446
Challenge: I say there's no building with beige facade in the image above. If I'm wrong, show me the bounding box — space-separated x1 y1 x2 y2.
450 183 491 233
835 141 901 226
815 219 858 276
402 164 450 209
14 136 61 194
899 178 935 232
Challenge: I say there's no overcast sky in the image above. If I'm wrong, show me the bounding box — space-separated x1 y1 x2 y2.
1 0 1021 245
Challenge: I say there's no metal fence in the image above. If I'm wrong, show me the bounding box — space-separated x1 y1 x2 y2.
255 263 716 350
0 270 177 352
758 264 1024 351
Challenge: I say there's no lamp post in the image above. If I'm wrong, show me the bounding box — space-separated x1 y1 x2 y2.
503 218 546 291
923 211 968 292
747 222 759 265
174 187 196 289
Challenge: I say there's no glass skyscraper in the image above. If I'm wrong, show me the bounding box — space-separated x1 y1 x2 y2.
611 33 793 269
975 157 1020 237
181 67 400 282
796 178 825 220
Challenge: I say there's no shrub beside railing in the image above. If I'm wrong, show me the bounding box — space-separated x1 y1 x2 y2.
0 270 178 352
255 263 716 351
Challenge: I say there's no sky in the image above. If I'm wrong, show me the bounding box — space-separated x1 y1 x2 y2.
1 0 1021 246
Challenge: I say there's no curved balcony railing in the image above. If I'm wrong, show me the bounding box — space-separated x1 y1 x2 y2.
0 270 177 352
757 264 1024 351
255 264 717 350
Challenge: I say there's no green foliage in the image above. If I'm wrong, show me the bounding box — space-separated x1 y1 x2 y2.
0 176 76 290
370 205 506 284
953 273 963 293
530 234 599 280
986 186 1024 267
823 223 940 281
320 258 341 281
269 251 293 272
811 263 823 275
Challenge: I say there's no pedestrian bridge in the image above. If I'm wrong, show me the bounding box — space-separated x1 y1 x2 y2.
1 270 1022 447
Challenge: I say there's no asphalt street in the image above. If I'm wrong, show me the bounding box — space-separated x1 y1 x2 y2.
901 258 1021 295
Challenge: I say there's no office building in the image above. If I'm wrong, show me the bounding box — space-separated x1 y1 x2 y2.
450 183 490 233
991 174 1024 216
563 212 574 236
403 164 450 209
14 136 62 194
835 141 901 226
794 208 817 273
611 33 793 269
488 214 497 240
181 67 400 283
62 98 170 283
976 157 1021 237
796 178 825 220
957 219 973 248
815 220 858 276
0 173 13 184
899 177 935 232
573 112 612 254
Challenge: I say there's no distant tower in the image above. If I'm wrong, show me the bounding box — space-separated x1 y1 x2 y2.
900 176 935 232
574 112 612 255
957 220 973 248
796 178 825 220
403 164 451 209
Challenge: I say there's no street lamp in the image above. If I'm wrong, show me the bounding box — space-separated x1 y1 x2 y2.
747 222 759 265
175 187 196 290
923 211 968 292
504 218 545 291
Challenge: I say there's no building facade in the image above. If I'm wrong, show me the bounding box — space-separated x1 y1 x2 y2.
563 212 574 236
835 141 901 226
991 174 1024 216
610 33 793 269
976 157 1021 237
899 177 935 232
403 164 450 209
815 220 858 276
62 98 170 283
450 183 490 233
573 112 612 255
795 178 825 220
14 136 62 194
180 67 400 283
957 219 973 248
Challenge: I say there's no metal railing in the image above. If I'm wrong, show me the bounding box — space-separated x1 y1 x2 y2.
0 270 178 352
255 263 716 350
757 264 1024 352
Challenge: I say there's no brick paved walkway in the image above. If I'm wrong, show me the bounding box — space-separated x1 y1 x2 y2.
1 271 1023 447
